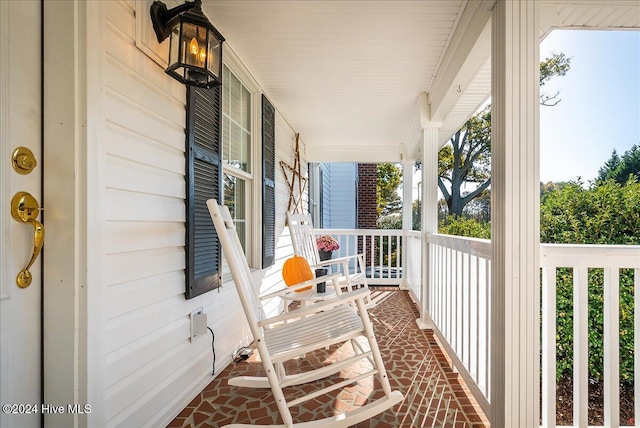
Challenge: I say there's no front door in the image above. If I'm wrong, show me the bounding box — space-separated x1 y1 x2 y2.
0 1 43 427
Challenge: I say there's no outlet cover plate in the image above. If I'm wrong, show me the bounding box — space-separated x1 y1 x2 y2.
190 307 204 342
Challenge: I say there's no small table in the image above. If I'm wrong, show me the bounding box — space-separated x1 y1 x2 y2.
281 287 337 310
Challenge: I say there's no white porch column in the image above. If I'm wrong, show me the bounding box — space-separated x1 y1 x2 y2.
417 120 441 329
490 1 540 427
400 160 413 290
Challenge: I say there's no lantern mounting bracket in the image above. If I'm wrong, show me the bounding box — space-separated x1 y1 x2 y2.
150 0 197 44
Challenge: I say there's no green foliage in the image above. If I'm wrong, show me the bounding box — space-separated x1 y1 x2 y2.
541 178 640 383
438 215 491 239
376 213 401 230
540 178 640 245
597 145 640 185
412 199 421 231
375 214 401 266
539 52 572 106
377 163 402 217
554 268 636 383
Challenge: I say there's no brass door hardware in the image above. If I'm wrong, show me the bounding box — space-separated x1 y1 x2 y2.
10 192 44 288
11 147 38 175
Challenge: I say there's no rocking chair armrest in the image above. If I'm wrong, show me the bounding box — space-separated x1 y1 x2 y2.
258 287 370 327
313 254 364 267
258 273 342 301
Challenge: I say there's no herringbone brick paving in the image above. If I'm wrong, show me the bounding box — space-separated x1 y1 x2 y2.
168 288 489 428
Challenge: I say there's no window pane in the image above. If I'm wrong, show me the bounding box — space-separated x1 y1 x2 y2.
223 173 246 251
222 66 251 173
242 130 251 170
242 86 251 129
230 73 242 124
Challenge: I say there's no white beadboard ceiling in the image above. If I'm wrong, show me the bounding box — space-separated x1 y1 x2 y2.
204 0 640 162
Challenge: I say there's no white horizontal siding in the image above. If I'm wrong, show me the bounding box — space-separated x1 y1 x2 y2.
95 2 305 426
326 163 357 229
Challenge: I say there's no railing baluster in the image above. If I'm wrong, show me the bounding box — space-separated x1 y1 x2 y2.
456 250 462 356
438 245 443 336
473 255 479 383
464 252 470 370
485 257 490 399
377 234 382 276
574 267 589 427
604 267 620 428
435 243 440 323
541 266 557 428
452 248 457 353
447 247 452 345
635 268 639 428
386 235 391 278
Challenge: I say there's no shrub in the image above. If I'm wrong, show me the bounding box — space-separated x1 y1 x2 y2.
439 215 491 239
542 178 640 383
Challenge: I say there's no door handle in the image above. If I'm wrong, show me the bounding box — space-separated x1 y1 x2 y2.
10 191 44 288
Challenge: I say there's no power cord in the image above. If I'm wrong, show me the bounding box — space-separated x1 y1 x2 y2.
207 327 216 375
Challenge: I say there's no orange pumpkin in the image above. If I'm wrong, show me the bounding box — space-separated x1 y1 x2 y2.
282 256 313 292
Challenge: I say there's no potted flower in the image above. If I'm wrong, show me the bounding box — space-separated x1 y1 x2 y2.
316 235 339 261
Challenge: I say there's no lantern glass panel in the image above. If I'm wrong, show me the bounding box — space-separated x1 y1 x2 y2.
168 24 180 67
207 36 221 79
181 22 207 69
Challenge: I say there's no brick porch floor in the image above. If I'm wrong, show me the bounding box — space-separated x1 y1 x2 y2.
168 288 490 427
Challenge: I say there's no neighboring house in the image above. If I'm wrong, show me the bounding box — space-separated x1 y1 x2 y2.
310 162 378 231
310 162 357 229
1 1 638 427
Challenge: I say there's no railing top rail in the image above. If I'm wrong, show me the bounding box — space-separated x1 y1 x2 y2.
313 229 639 268
314 228 404 237
540 243 640 269
427 233 492 259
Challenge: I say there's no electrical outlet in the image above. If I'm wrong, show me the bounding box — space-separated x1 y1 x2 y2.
189 307 206 342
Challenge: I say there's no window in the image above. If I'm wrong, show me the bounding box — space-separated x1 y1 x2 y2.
222 65 252 256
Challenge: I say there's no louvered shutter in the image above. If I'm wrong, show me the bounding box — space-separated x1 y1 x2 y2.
262 95 276 268
185 85 222 299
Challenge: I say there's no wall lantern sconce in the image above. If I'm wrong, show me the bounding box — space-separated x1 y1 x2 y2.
150 0 225 88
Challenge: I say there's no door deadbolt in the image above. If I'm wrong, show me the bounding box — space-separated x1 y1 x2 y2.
11 146 37 175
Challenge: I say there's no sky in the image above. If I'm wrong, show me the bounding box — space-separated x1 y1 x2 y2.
539 30 640 184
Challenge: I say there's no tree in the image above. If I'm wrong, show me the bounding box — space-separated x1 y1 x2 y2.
539 51 572 106
429 52 572 217
376 163 402 217
597 145 640 184
437 107 492 216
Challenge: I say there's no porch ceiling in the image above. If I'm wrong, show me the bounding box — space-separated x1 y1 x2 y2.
205 0 640 164
206 0 471 162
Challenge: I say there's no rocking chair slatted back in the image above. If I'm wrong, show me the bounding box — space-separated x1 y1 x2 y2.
207 200 266 328
287 213 320 265
287 211 372 308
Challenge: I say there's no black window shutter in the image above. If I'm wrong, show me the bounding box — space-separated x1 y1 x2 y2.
185 85 223 299
262 95 276 268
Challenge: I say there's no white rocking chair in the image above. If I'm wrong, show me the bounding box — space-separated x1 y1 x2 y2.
287 212 373 308
207 200 403 428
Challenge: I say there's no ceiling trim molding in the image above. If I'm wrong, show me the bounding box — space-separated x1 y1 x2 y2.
427 2 492 124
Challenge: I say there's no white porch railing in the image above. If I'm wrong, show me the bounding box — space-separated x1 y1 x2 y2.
424 233 492 416
314 229 404 285
540 244 640 428
315 228 640 426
